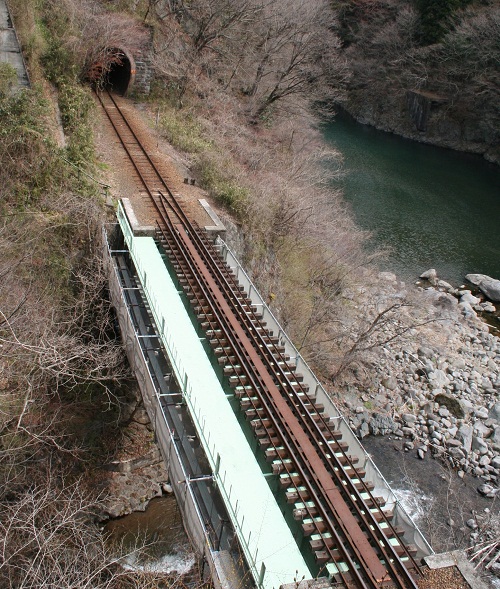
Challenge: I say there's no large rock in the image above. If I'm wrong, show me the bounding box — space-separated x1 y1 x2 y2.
368 413 399 436
457 424 473 453
489 402 500 422
428 369 449 389
434 393 466 418
465 274 500 302
420 268 438 285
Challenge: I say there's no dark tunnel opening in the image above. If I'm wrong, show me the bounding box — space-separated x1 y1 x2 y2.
105 51 132 95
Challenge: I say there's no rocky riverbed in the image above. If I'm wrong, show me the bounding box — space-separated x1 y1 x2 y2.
334 268 499 584
342 269 499 494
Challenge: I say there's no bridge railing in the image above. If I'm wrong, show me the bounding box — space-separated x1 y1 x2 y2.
216 237 434 558
117 204 268 587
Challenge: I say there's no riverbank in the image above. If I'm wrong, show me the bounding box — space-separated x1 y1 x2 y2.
330 265 500 583
334 1 500 166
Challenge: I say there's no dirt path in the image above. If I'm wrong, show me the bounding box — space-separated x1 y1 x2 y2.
93 93 216 228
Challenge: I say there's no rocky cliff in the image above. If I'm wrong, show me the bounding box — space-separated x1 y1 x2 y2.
333 0 500 164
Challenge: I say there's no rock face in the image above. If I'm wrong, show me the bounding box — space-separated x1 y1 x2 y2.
466 274 500 302
335 2 500 164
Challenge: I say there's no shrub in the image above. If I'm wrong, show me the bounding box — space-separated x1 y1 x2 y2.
0 63 17 96
160 107 212 153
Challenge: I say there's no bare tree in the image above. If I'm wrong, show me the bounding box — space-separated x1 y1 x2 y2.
0 479 170 589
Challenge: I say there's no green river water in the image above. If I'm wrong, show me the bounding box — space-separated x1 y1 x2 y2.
323 113 500 285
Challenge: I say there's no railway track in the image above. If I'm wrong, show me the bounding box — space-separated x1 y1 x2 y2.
97 89 424 589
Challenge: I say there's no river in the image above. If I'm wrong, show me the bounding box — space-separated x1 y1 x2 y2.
323 112 500 285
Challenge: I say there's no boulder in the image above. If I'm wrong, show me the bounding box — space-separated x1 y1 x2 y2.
437 279 453 291
458 301 477 319
471 436 488 456
457 425 473 453
428 369 449 388
460 292 481 306
368 413 399 436
420 268 438 285
477 484 498 498
465 273 500 302
434 393 465 419
489 403 500 422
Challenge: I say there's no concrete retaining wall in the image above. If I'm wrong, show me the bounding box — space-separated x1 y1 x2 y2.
0 0 29 89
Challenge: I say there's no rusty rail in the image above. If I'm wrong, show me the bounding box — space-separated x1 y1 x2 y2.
96 89 424 589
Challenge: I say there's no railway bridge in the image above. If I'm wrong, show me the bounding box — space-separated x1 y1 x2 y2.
100 90 438 589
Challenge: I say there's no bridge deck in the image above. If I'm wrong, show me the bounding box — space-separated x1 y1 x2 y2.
119 206 311 589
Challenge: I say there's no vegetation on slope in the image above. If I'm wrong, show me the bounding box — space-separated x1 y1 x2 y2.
0 1 163 586
333 0 500 162
1 0 438 585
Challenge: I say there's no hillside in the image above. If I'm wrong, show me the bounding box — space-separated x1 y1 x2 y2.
333 0 500 163
1 0 499 587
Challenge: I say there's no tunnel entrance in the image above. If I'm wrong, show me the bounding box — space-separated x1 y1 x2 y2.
89 47 136 95
106 50 132 95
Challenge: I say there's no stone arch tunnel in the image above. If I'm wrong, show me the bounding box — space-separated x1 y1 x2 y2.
104 48 136 95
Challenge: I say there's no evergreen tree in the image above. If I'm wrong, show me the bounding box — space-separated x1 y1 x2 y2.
416 0 471 44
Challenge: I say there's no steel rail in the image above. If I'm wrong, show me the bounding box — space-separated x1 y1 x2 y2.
160 193 421 588
97 90 423 589
154 215 375 588
154 222 359 585
166 209 422 586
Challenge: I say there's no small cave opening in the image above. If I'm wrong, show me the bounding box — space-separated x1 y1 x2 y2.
105 50 132 95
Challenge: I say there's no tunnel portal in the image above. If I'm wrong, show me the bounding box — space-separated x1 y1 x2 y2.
90 47 136 95
106 50 132 94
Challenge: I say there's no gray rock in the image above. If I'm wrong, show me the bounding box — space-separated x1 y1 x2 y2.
437 279 453 290
477 483 498 498
466 273 500 302
481 302 496 313
381 376 398 390
473 421 492 439
489 403 500 421
438 406 450 418
460 292 481 306
358 421 370 439
420 268 438 285
429 369 449 388
479 455 491 467
368 413 399 436
458 301 477 318
472 436 489 456
417 448 426 459
448 447 464 460
466 518 478 530
474 407 489 420
457 425 473 452
402 413 417 424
